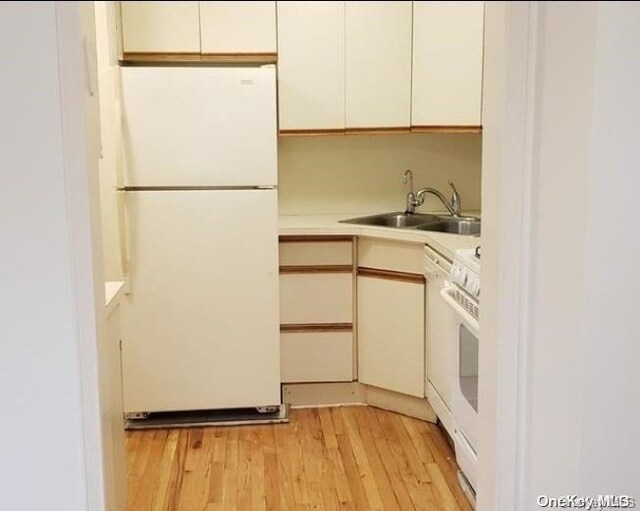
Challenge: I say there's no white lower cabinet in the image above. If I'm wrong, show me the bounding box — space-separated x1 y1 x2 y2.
281 330 353 383
357 271 425 397
279 236 355 384
279 272 353 325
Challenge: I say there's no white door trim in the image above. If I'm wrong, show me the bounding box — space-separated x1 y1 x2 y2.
478 3 539 509
57 3 107 510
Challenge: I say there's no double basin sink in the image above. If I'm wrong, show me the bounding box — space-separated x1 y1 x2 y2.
340 212 481 236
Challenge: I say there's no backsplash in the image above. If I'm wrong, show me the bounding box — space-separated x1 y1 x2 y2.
278 133 482 215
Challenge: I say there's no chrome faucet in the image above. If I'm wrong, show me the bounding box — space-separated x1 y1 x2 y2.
404 174 462 217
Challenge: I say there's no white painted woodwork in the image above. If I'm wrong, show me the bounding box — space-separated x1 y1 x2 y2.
101 290 126 511
200 1 277 53
412 1 484 126
281 331 354 382
121 190 280 412
357 275 425 397
358 238 424 274
345 1 412 128
279 240 353 266
277 1 346 130
121 66 277 186
121 1 200 53
280 273 353 324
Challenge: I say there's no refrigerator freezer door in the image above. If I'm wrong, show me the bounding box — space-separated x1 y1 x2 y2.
121 189 280 412
121 66 277 187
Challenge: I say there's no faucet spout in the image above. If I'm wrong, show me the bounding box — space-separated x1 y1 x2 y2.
414 187 460 217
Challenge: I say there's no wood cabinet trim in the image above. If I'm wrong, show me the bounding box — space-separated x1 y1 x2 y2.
411 125 482 134
345 127 411 135
279 235 353 243
280 265 353 274
121 52 277 64
279 126 481 136
278 129 346 137
280 323 353 333
200 53 277 64
357 267 425 284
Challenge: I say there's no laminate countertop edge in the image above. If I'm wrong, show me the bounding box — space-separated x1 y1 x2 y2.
105 281 126 318
278 213 481 261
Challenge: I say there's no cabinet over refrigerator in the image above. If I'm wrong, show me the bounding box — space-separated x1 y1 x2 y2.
117 66 281 418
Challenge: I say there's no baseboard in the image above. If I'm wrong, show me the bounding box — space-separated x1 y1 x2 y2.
364 384 437 423
283 382 365 407
281 382 437 423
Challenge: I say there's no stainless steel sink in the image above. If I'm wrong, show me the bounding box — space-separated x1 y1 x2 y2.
415 217 481 236
340 212 441 228
340 212 481 236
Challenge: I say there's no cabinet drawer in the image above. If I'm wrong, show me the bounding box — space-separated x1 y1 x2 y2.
358 238 424 274
281 330 353 383
280 239 353 267
280 273 353 324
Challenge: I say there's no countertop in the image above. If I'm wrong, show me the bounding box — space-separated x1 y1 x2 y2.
105 281 125 317
279 213 480 260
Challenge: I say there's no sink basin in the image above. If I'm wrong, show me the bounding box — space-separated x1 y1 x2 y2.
341 212 481 236
340 212 441 228
416 217 481 236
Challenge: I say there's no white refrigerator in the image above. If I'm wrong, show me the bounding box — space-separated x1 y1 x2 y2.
118 66 281 414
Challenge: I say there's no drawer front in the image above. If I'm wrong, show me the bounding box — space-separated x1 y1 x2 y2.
281 331 353 383
358 238 424 274
280 239 353 267
280 273 353 324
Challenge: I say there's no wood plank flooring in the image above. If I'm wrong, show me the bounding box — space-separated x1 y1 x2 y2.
125 406 473 511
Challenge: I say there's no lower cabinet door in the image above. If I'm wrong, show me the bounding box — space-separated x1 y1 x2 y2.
357 273 425 397
281 330 353 383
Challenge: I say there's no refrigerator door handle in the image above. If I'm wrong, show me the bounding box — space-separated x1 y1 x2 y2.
116 190 131 293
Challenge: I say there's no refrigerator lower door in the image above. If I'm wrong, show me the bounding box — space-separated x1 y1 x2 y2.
121 189 280 413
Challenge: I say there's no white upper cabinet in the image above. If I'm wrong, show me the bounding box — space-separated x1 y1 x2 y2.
121 1 201 53
277 1 346 131
412 1 484 127
345 1 413 129
199 1 277 54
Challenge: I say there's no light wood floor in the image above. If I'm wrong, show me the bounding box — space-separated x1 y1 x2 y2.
125 406 473 511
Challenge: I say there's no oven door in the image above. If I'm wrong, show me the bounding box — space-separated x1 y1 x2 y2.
441 285 480 448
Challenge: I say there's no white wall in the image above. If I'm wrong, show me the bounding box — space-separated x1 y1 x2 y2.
0 3 105 510
481 2 640 508
576 3 640 494
279 133 482 215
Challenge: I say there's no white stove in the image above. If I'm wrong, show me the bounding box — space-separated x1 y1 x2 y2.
441 246 481 504
449 248 481 322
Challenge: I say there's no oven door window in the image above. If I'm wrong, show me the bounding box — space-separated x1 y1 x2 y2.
459 324 479 412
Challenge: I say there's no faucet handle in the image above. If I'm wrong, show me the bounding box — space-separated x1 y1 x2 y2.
448 180 462 216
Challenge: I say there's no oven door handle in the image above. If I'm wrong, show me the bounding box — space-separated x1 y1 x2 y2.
440 286 480 335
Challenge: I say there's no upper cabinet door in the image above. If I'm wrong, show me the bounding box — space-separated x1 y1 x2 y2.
412 1 484 127
200 1 277 54
277 1 346 131
120 1 201 53
345 1 412 129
